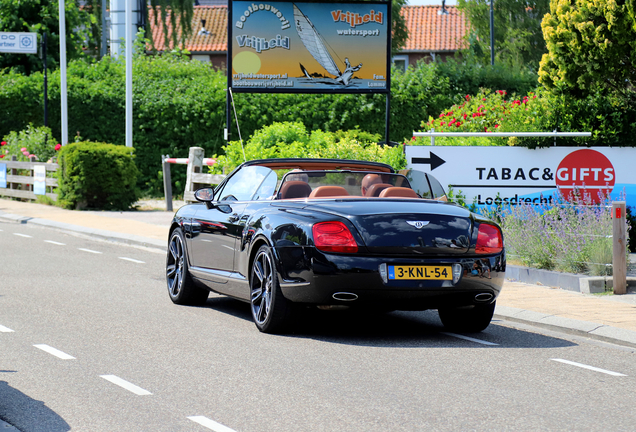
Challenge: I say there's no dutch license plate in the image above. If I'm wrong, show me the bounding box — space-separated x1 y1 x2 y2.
388 265 452 280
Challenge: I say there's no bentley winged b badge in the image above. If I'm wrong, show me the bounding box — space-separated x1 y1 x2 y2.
406 221 430 229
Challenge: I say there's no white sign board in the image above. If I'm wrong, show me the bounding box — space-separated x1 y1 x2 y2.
405 146 636 207
0 32 38 54
33 165 46 195
0 163 6 188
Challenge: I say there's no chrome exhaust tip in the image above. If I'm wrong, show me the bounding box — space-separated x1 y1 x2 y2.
475 292 494 302
332 292 358 302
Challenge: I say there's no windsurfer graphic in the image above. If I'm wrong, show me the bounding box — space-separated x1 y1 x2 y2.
293 4 363 86
337 58 363 86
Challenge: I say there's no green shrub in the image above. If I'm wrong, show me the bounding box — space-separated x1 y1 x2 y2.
213 122 405 174
0 55 540 196
56 141 140 210
1 124 59 162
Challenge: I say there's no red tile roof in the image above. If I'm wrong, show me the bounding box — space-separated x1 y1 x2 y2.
149 6 228 53
401 6 468 53
148 5 467 54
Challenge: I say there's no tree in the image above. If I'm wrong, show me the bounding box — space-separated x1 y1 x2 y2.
391 0 409 53
538 0 636 101
457 0 550 70
0 0 93 75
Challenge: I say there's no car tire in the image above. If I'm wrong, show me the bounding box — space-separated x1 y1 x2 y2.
250 245 296 333
166 228 209 305
438 301 496 333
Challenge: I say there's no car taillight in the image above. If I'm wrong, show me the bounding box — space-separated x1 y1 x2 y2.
312 221 358 253
476 223 503 254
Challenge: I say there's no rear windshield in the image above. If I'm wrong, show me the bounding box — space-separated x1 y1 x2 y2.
275 170 415 199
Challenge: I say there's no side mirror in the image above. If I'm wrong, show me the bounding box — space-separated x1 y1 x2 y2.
194 187 215 203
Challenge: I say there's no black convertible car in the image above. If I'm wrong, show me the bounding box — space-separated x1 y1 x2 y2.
166 158 505 333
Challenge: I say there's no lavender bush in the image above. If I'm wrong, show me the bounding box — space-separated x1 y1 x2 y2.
484 192 621 276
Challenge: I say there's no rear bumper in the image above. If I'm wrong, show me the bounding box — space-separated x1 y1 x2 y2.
276 247 505 310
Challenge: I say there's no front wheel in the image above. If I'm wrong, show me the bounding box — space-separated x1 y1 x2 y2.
166 228 209 305
250 245 296 333
438 301 496 333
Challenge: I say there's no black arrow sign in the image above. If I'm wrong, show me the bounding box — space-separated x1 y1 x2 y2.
411 152 446 170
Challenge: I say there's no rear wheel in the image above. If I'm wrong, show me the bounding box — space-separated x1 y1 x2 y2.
166 228 209 305
250 245 295 333
438 302 496 333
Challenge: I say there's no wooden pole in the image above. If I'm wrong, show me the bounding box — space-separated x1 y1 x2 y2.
162 155 173 212
612 201 627 295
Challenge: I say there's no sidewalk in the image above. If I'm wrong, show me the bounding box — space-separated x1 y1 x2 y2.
1 198 635 348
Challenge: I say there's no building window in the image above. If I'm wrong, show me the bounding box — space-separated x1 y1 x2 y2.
192 55 211 63
392 55 409 72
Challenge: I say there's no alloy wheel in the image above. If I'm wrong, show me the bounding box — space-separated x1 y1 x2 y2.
251 250 273 325
166 233 184 298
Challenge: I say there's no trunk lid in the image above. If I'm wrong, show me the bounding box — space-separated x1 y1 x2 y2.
303 199 473 255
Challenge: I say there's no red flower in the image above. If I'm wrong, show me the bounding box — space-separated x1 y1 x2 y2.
482 98 486 101
455 122 461 127
0 155 4 158
447 111 454 116
465 95 470 101
484 127 488 132
0 141 6 146
55 144 62 151
494 124 500 128
462 113 467 120
440 121 445 126
439 113 444 118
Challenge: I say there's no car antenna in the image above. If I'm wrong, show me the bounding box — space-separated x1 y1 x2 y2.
228 87 247 162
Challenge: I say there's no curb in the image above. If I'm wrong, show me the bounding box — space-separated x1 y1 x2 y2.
495 306 636 349
0 212 166 251
0 419 20 431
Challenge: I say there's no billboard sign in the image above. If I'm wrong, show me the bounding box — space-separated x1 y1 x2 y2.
229 1 390 93
405 146 636 208
0 32 38 54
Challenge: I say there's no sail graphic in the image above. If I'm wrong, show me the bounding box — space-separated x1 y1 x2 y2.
293 4 341 78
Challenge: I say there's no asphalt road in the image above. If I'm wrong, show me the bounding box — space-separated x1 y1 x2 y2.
1 220 635 432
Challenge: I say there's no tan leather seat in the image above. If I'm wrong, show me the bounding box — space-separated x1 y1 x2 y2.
278 181 312 199
365 183 393 197
308 186 350 198
379 187 419 198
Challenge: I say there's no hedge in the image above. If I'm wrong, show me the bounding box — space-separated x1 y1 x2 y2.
0 53 538 196
56 141 140 210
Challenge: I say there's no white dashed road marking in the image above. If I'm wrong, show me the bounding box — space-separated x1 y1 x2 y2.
13 233 32 238
34 344 76 360
78 248 102 254
100 375 152 395
187 416 237 432
0 325 15 333
118 257 145 264
45 240 66 245
551 358 626 376
441 332 499 346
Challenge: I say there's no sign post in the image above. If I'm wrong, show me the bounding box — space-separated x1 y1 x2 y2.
612 201 627 295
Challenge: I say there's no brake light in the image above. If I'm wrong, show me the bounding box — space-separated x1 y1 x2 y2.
312 221 358 253
476 223 503 254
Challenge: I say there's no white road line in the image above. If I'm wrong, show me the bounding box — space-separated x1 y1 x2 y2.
118 257 145 264
551 358 627 377
13 233 32 238
45 240 66 246
78 248 102 254
0 325 15 333
100 375 152 395
221 245 234 251
187 416 237 432
441 332 500 346
33 344 76 360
